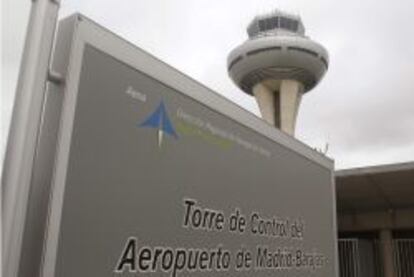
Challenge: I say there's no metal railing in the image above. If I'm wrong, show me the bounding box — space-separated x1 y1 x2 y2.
338 238 382 277
394 239 414 277
338 239 360 277
338 238 414 277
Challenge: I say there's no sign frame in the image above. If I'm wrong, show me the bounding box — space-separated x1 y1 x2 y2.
40 14 338 277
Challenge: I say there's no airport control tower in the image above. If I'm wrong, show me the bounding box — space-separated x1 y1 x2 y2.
227 10 329 135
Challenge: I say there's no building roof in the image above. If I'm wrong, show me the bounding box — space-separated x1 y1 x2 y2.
336 161 414 213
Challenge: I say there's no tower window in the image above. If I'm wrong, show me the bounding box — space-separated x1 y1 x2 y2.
258 17 279 32
258 20 266 31
258 17 298 32
280 17 299 32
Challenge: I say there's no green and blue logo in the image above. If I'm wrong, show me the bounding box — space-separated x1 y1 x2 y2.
139 100 178 148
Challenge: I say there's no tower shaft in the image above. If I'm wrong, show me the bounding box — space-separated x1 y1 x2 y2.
253 80 303 135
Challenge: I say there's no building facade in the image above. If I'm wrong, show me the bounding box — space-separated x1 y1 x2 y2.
336 162 414 277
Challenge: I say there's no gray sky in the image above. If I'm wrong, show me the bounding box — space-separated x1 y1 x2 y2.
2 0 414 169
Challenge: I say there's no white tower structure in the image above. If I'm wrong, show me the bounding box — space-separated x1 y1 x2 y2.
227 10 329 135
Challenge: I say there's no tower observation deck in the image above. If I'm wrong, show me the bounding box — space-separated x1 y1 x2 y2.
227 9 329 135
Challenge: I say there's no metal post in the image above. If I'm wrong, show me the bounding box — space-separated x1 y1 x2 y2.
379 229 396 277
2 0 61 276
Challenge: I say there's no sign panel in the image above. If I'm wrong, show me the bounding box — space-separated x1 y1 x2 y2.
42 14 337 277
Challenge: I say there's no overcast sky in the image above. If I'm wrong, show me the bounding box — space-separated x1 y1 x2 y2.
2 0 414 170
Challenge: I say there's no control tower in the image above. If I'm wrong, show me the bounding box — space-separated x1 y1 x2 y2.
227 10 329 135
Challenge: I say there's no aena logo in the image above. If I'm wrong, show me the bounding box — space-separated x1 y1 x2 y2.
139 100 178 148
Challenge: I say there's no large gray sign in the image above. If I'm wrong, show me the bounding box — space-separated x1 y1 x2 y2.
34 14 337 277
